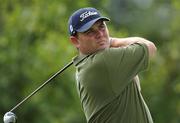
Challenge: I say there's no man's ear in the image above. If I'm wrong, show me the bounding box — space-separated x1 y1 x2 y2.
70 36 80 48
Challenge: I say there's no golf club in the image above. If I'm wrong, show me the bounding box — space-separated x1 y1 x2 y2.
3 55 89 123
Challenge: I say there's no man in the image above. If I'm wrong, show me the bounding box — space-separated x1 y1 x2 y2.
68 7 156 123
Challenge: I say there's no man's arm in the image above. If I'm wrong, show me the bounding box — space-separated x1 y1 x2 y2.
110 37 156 87
110 37 157 58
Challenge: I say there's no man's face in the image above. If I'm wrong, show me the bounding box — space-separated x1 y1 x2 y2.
71 20 110 54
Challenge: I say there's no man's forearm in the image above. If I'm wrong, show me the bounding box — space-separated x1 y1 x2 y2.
110 37 157 58
110 37 149 47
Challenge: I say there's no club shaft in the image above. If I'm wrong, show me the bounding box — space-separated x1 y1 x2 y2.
9 60 73 112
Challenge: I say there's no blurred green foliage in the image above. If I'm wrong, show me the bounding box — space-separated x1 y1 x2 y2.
0 0 179 123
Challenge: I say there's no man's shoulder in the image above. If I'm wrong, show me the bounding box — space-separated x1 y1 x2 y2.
72 54 90 66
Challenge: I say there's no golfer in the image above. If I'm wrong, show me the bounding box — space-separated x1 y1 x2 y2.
68 7 156 123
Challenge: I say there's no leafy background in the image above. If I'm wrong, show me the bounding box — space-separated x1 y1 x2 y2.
0 0 179 123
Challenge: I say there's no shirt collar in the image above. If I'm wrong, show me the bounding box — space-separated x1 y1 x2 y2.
72 53 90 66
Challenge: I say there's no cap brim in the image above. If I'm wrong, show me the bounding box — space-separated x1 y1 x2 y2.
76 17 110 33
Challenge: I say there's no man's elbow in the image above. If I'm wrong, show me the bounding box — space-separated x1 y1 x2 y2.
148 42 157 57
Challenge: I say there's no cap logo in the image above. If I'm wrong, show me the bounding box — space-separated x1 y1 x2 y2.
80 11 98 22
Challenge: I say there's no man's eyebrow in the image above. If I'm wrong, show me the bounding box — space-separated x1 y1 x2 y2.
84 28 93 33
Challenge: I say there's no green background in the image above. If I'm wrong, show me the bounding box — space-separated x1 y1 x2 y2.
0 0 179 123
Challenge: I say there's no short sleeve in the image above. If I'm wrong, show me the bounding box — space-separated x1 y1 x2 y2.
102 43 149 94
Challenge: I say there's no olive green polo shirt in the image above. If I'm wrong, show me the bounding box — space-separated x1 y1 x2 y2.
73 43 153 123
